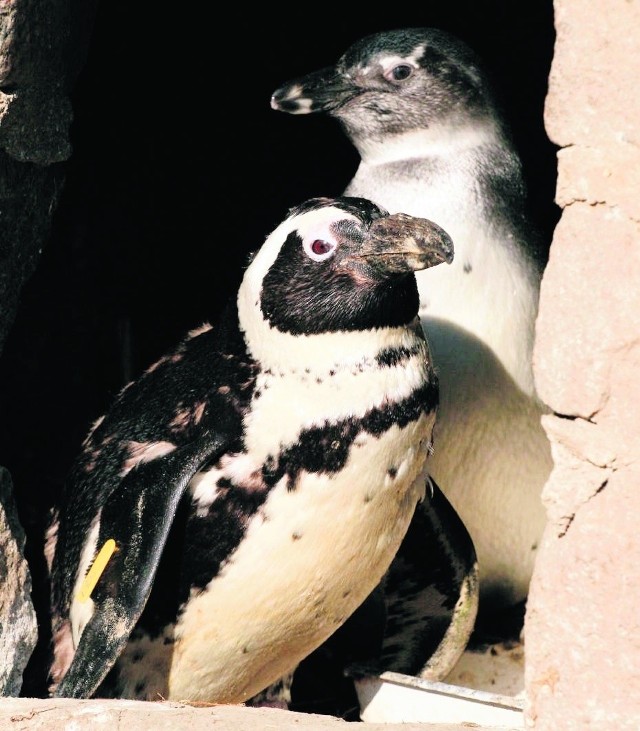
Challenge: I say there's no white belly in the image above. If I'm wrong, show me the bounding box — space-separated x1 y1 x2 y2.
168 413 434 703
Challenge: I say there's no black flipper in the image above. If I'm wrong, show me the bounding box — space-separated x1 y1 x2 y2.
53 428 231 698
378 477 479 679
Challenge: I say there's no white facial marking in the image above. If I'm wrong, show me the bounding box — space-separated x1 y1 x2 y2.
278 83 314 113
378 49 422 77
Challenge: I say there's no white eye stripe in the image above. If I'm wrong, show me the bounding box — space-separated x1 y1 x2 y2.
378 46 424 76
240 206 360 295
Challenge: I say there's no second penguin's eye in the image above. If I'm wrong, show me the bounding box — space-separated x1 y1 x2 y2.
386 64 413 82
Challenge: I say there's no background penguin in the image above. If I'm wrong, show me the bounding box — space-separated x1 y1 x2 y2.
271 27 552 621
46 196 477 706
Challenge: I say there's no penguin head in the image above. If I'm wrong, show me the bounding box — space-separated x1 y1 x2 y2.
238 196 453 344
271 28 502 150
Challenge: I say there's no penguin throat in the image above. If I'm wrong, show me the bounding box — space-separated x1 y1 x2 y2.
238 283 424 373
355 120 502 166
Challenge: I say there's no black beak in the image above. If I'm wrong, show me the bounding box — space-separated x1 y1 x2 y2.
362 213 454 275
271 67 360 115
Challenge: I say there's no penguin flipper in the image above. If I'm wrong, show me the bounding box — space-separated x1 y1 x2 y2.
378 476 479 680
54 428 231 698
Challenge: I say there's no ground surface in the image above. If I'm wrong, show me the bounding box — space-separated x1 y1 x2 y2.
0 697 508 731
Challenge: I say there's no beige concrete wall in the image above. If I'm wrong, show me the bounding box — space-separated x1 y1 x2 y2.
525 1 640 728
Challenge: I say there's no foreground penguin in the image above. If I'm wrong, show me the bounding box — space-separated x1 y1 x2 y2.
271 28 552 613
47 196 477 704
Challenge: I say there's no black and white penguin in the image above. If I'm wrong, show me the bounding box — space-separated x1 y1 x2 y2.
271 28 552 614
46 196 477 705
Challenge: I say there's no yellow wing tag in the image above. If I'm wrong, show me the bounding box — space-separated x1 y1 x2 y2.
76 538 117 603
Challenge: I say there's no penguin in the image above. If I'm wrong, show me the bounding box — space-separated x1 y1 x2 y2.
271 27 552 616
46 195 477 705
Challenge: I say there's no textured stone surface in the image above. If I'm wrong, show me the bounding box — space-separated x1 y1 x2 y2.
0 697 490 731
0 0 97 354
0 0 99 701
526 0 640 728
0 468 37 696
0 0 71 164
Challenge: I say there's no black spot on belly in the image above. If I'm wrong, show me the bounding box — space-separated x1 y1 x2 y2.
463 261 472 273
387 466 398 479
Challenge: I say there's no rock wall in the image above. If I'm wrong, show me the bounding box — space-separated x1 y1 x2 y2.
0 0 98 696
0 469 37 695
525 0 640 728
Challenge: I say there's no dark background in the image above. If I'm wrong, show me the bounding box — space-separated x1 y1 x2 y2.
0 2 559 697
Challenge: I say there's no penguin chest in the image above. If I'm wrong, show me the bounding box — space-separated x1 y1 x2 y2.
168 364 436 703
346 161 539 394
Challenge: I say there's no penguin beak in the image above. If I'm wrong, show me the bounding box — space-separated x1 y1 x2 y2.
362 213 455 275
271 67 358 115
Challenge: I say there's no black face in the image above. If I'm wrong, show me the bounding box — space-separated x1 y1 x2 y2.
259 197 421 335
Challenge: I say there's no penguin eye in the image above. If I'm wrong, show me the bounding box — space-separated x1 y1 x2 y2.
385 64 413 82
304 236 337 262
312 240 331 254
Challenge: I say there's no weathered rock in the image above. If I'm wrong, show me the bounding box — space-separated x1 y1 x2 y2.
526 0 640 728
0 0 98 354
0 696 496 731
0 467 37 696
